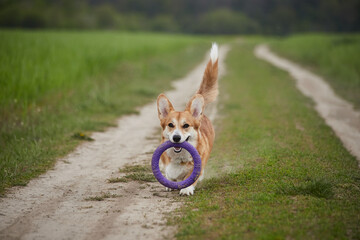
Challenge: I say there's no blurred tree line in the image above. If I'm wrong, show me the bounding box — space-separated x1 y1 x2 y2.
0 0 359 34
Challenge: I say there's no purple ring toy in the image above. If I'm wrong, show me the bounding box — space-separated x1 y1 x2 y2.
151 140 201 189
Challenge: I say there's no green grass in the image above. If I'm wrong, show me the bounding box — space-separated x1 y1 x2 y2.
270 33 360 108
174 39 360 239
276 178 334 199
107 177 129 183
119 164 151 173
118 164 156 182
0 30 212 193
124 172 157 182
107 164 157 183
84 192 120 201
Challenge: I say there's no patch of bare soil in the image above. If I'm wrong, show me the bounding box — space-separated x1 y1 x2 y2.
255 44 360 165
0 45 229 240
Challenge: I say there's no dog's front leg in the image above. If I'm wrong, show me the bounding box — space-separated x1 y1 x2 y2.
179 166 199 196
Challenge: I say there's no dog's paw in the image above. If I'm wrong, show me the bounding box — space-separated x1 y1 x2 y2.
179 186 195 196
165 187 174 192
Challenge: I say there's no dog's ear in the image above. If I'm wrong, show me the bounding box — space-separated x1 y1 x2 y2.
157 94 174 120
186 94 205 119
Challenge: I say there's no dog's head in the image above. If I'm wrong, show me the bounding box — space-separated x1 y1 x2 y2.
157 93 204 158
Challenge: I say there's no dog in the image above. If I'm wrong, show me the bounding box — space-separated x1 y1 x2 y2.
156 43 219 196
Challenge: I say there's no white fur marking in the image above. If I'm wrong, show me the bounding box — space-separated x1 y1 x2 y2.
180 185 195 196
170 129 183 143
199 169 205 181
166 162 189 180
210 43 218 64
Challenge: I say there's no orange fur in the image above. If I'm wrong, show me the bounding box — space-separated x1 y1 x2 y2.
156 45 219 195
197 59 218 105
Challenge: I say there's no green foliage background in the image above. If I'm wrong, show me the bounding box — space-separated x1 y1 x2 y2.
1 0 359 34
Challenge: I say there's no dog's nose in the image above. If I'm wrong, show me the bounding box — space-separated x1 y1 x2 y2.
172 135 181 143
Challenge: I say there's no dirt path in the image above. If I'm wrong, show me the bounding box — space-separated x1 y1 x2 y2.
0 45 229 240
255 44 360 165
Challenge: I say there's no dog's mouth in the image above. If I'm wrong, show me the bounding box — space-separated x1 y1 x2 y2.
173 136 190 153
173 147 182 153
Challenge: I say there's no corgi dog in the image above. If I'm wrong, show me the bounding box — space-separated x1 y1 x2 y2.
156 43 219 196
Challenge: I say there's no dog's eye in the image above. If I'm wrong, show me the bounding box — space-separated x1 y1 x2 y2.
168 123 174 128
183 124 189 129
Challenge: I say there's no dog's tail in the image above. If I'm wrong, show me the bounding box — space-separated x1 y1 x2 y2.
196 43 219 106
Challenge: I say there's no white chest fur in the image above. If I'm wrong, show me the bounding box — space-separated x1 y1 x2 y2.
165 161 192 182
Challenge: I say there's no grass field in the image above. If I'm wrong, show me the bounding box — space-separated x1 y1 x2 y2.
173 39 360 239
1 30 359 238
0 30 212 193
270 34 360 109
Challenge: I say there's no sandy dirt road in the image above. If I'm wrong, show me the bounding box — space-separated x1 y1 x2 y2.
0 45 229 240
255 44 360 165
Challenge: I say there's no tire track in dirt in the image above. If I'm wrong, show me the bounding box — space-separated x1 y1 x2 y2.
255 44 360 165
0 45 229 240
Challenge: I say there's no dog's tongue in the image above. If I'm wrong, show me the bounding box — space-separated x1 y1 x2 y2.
174 147 181 151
